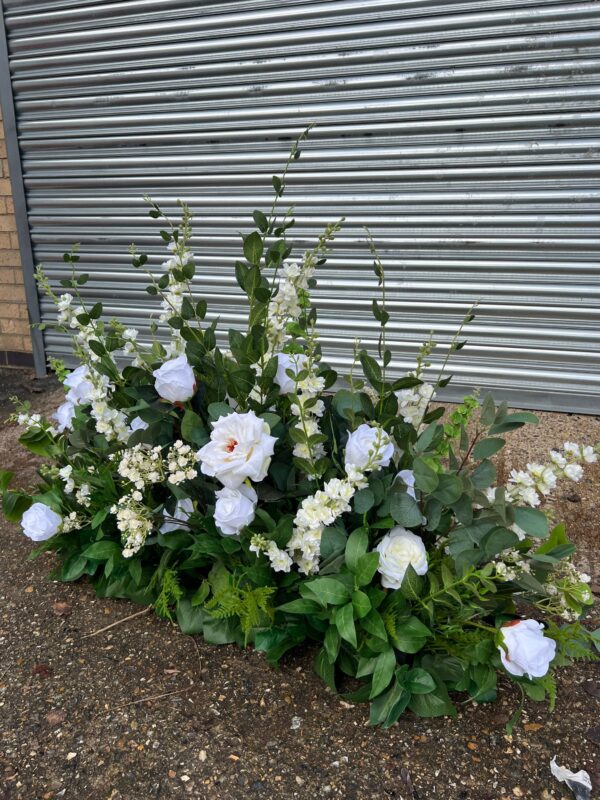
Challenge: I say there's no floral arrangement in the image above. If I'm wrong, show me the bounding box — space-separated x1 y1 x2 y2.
3 131 598 728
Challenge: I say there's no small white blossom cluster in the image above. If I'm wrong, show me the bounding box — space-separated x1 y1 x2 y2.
60 510 83 533
58 465 92 508
507 441 597 508
16 410 58 437
542 561 593 622
493 548 532 582
396 382 435 429
165 440 199 485
249 534 294 573
286 356 327 470
265 260 313 353
110 494 153 558
117 444 164 491
286 425 394 575
56 293 104 364
122 327 146 368
158 241 194 359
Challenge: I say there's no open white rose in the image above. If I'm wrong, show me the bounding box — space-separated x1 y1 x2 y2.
160 497 194 534
198 410 277 489
21 502 62 542
214 484 257 536
375 527 428 589
344 423 394 472
153 355 196 403
64 365 94 405
53 399 76 433
498 619 556 679
274 352 308 394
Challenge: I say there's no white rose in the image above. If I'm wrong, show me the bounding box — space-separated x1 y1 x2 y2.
64 365 94 405
214 484 257 536
53 399 76 433
498 619 556 679
129 416 149 433
21 502 62 542
274 352 308 394
582 445 597 464
160 497 194 534
152 355 196 403
396 469 417 500
198 410 277 488
564 463 583 482
344 423 394 472
375 527 428 589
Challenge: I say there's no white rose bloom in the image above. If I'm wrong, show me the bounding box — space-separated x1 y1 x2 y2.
214 484 257 536
564 463 583 482
21 502 62 542
498 619 556 679
152 355 196 403
396 469 417 500
64 365 94 405
274 352 308 395
198 410 277 489
582 445 597 464
53 399 76 433
129 416 149 433
375 527 428 589
160 497 194 534
344 424 394 472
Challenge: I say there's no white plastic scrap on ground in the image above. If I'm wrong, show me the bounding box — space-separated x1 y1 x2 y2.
550 756 592 800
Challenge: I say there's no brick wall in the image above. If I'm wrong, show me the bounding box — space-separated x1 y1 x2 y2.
0 107 33 363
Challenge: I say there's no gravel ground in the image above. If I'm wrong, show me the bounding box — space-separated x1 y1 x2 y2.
0 368 598 800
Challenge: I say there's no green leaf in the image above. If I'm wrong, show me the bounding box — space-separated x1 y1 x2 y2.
370 647 397 699
406 667 436 694
514 506 549 538
324 625 341 663
60 554 88 582
305 577 351 606
408 685 457 718
0 470 13 494
353 488 374 514
393 616 432 654
345 528 368 573
208 402 233 421
399 564 424 601
181 409 209 446
432 474 463 505
360 609 388 640
252 209 269 232
314 647 336 691
360 351 382 387
390 491 423 527
2 490 32 522
335 602 357 648
369 679 410 728
243 231 263 265
176 600 208 635
278 598 322 614
472 437 505 460
191 580 210 607
355 551 380 587
413 458 439 493
82 540 122 560
352 589 371 618
471 459 496 489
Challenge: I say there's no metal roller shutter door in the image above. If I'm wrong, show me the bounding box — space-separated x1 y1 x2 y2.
2 0 599 412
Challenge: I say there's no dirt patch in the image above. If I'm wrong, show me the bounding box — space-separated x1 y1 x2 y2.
0 368 598 800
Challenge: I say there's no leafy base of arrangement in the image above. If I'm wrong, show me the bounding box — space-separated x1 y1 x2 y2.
3 132 598 729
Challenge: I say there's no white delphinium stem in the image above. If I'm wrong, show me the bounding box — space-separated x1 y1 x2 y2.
286 425 392 575
505 441 597 510
157 239 195 358
111 494 153 558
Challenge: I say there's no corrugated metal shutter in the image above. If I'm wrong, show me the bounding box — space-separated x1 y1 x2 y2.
3 0 599 412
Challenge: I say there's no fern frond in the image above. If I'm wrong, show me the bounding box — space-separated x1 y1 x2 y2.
154 568 184 620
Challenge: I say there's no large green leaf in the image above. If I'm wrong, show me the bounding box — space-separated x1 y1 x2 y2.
369 647 397 699
390 491 422 527
393 616 432 654
305 577 351 606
